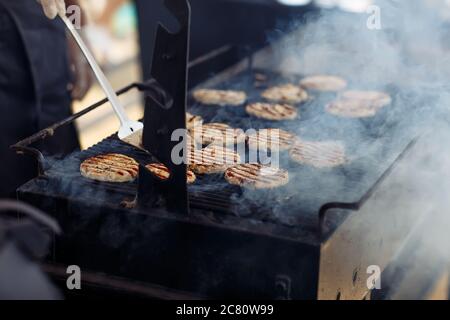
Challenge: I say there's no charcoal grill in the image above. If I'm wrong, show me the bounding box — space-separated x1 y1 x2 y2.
10 0 438 299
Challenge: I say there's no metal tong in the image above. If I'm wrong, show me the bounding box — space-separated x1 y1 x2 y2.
60 14 143 149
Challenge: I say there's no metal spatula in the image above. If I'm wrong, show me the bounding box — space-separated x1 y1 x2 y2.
60 14 144 149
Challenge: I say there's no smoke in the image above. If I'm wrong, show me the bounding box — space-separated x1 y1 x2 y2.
248 0 450 297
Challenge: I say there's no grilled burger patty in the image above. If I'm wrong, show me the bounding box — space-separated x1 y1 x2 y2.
225 164 289 189
246 102 298 121
326 99 378 118
193 89 247 106
289 140 347 168
247 128 297 152
80 153 139 183
145 163 196 184
186 112 203 129
339 90 392 109
300 75 347 92
190 123 246 146
261 84 308 104
189 145 241 174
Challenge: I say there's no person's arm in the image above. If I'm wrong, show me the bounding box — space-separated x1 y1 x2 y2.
38 0 93 100
65 0 94 100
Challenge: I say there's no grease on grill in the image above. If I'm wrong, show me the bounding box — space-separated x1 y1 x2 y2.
246 102 298 121
80 153 139 183
225 164 289 189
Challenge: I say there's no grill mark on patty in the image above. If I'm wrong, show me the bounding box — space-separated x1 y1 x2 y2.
80 153 139 182
246 103 297 120
81 163 137 177
327 91 392 118
82 157 138 174
325 99 378 118
290 141 347 168
189 146 241 174
339 90 391 106
225 164 289 189
299 75 348 92
193 89 247 106
145 163 196 184
189 146 240 165
82 157 139 174
261 84 308 104
247 129 297 151
190 123 246 146
230 166 286 183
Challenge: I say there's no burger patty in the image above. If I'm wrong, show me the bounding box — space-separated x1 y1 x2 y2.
145 163 196 184
190 123 246 146
325 99 378 118
80 153 139 183
246 103 298 121
224 164 289 189
289 140 347 168
261 84 309 104
247 128 298 152
189 145 241 174
186 112 203 129
339 90 392 109
193 89 247 106
300 75 347 92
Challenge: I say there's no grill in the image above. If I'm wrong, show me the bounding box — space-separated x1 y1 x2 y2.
11 0 438 299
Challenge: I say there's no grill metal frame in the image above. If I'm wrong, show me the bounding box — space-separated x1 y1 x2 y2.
10 0 433 299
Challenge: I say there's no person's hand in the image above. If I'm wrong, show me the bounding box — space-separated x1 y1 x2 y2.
37 0 67 19
67 32 94 101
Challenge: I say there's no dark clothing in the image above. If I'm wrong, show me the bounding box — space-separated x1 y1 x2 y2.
0 0 79 198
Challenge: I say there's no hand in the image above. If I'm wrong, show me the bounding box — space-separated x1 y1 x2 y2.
37 0 67 19
67 31 94 101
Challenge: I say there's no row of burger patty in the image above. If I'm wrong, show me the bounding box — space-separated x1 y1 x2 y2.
79 75 391 190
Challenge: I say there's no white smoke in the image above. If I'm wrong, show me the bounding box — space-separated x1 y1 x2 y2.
263 0 450 297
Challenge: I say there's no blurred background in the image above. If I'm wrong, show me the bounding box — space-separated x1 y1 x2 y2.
72 0 141 148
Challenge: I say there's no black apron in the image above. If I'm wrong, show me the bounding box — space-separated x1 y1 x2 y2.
0 0 79 198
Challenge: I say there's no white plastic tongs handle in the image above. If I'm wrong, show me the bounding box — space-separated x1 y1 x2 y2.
60 14 143 139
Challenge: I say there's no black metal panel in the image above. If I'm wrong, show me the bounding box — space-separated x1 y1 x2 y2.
139 0 191 215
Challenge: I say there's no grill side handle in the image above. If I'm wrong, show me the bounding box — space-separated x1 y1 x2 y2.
318 135 421 242
10 81 157 176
